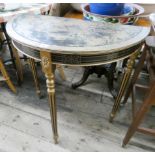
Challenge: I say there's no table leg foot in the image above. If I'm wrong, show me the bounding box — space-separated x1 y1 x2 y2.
109 113 114 123
110 89 117 99
54 135 59 144
48 94 58 144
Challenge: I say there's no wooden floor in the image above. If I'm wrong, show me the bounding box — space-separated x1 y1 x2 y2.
0 63 155 151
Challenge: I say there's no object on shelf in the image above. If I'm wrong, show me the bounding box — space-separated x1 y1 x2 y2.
82 3 144 25
121 3 135 16
89 3 124 16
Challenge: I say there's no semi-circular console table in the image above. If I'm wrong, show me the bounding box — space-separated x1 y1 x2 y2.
6 14 150 143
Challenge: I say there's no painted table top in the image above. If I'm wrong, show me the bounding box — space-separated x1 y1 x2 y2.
6 14 150 55
0 3 51 23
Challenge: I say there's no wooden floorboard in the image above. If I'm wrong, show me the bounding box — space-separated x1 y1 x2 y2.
0 123 68 152
0 101 151 152
0 64 154 151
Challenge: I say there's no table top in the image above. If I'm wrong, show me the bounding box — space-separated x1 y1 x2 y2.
7 14 150 55
0 3 51 23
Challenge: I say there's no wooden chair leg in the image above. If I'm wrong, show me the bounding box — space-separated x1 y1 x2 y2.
0 58 16 93
28 58 41 98
56 64 66 81
122 102 151 147
122 82 155 147
131 86 136 119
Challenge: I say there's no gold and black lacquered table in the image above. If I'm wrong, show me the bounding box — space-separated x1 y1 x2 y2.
6 14 150 143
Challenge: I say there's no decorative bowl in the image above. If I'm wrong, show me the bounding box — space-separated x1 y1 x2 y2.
121 3 135 16
89 3 124 16
82 3 144 25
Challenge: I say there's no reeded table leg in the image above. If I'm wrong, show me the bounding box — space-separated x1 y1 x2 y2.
122 45 147 105
0 58 16 93
28 58 41 98
40 51 58 144
12 45 23 84
56 64 66 81
109 50 140 122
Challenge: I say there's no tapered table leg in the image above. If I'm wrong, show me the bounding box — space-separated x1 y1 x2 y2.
0 58 16 93
40 51 58 144
109 50 140 122
56 64 66 81
12 45 23 84
122 45 147 105
28 58 41 98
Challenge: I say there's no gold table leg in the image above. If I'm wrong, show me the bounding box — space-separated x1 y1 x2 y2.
40 51 58 144
56 64 66 81
0 58 16 93
28 58 41 98
11 45 23 83
109 50 140 122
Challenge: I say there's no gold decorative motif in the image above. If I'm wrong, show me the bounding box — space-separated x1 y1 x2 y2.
42 56 50 68
45 74 55 94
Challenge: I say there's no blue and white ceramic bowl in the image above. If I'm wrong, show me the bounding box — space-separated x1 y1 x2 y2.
89 3 124 16
121 4 135 16
82 3 144 25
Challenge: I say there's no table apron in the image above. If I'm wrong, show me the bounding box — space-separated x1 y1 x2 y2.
13 40 142 66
